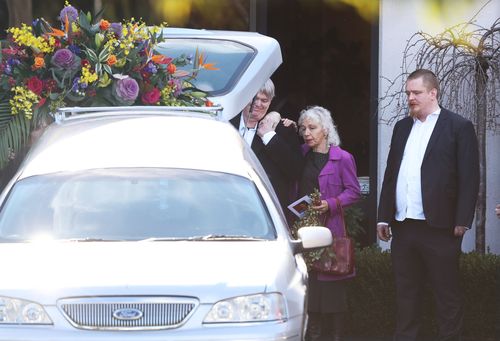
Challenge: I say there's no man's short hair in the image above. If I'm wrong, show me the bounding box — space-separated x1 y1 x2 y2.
408 69 440 98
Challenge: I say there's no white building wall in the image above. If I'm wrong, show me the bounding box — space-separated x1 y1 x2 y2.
378 0 500 253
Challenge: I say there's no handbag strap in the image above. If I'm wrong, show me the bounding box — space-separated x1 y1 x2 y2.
335 197 348 237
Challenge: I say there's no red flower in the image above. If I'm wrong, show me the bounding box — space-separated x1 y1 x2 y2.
141 87 161 105
26 76 43 95
1 48 18 56
205 100 213 107
141 70 150 79
81 59 90 68
44 79 58 92
36 97 46 108
167 63 176 74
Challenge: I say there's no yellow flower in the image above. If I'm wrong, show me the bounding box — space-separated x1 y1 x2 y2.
160 85 181 106
80 65 98 84
8 24 54 54
9 86 39 120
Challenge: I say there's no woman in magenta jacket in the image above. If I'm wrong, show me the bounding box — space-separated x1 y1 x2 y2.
297 106 361 341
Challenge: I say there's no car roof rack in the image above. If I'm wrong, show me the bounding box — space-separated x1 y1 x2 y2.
53 105 224 123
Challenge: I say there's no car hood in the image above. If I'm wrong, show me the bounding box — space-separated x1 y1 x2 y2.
0 240 295 304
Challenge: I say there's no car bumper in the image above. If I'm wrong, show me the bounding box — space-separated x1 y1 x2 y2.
0 316 304 341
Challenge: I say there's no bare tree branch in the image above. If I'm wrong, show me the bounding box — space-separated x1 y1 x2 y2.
379 11 500 253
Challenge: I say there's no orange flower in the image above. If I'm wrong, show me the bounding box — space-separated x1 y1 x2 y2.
151 54 171 64
47 15 69 37
167 63 176 74
107 55 117 66
99 19 110 31
32 56 45 70
198 53 219 71
205 100 213 107
46 27 65 37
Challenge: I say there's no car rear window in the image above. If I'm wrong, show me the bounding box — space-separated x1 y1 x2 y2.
155 38 255 95
0 168 276 242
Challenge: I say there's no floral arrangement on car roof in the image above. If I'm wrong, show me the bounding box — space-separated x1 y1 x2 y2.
0 1 219 169
0 1 218 123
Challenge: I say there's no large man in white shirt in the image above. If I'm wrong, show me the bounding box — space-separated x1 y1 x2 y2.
377 69 479 341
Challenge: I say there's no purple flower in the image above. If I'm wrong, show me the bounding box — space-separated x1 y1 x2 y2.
71 77 80 91
7 58 20 67
51 48 79 69
110 23 123 38
169 79 182 97
59 5 78 23
113 77 139 104
68 45 81 55
144 62 157 74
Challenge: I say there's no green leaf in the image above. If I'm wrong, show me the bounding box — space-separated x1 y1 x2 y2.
0 100 31 170
98 46 110 62
188 91 207 98
79 11 91 32
84 47 99 62
103 64 112 75
77 11 94 38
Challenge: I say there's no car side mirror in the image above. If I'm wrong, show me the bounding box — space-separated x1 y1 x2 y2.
291 226 332 254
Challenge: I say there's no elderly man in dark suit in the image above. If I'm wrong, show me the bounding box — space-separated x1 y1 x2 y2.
230 79 303 213
377 69 479 341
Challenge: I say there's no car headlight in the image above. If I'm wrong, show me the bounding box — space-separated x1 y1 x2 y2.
0 297 52 324
203 293 287 323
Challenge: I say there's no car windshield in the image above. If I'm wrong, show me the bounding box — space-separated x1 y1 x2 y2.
0 169 276 242
155 38 255 95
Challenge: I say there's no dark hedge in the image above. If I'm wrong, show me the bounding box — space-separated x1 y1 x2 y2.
343 246 499 340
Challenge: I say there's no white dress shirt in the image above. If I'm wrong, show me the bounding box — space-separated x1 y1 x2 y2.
238 116 275 146
395 109 440 221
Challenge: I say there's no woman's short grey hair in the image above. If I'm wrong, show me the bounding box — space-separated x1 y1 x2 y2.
298 106 341 146
259 79 275 99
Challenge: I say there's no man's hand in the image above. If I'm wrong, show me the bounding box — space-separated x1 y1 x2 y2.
454 225 469 237
377 223 392 242
257 117 274 137
281 118 297 130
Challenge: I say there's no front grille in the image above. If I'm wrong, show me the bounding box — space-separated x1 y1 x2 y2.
58 296 198 330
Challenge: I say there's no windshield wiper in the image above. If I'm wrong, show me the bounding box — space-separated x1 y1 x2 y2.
59 238 122 242
139 235 266 242
138 237 185 242
188 234 265 241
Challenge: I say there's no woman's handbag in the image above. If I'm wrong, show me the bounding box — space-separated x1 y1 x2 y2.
312 198 355 276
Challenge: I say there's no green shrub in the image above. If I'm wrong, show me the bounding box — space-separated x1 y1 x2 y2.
344 246 500 340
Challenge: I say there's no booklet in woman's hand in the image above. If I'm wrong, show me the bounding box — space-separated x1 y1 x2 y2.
287 195 312 218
